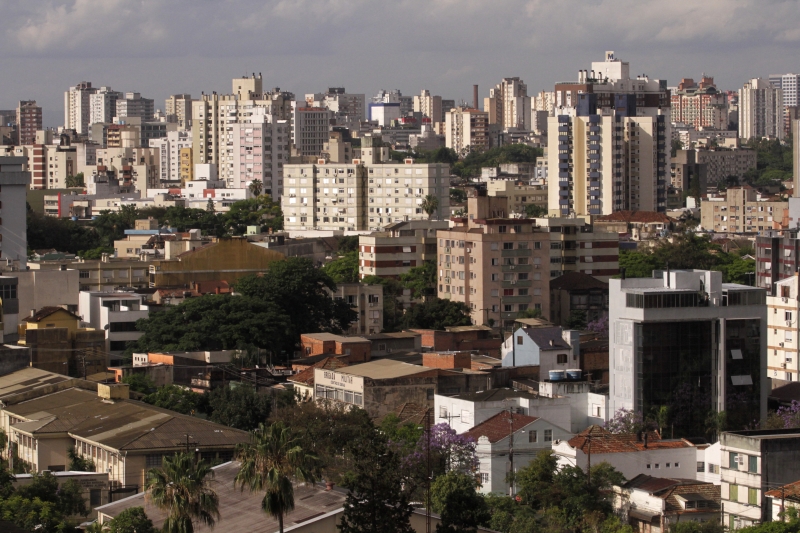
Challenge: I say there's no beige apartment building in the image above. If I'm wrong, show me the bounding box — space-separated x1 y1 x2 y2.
165 94 192 129
29 257 152 292
484 77 530 131
700 186 785 233
534 217 620 280
359 220 447 280
487 180 547 215
413 89 443 121
282 159 450 232
437 195 552 329
445 107 489 154
767 274 800 383
695 148 757 185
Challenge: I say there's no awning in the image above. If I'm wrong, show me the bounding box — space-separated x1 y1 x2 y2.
629 509 661 522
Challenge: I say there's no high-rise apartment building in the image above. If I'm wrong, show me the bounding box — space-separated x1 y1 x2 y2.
610 269 767 435
358 220 448 280
739 78 784 140
547 52 670 217
232 112 290 196
64 81 98 135
89 87 122 125
115 93 155 121
769 73 800 107
233 74 263 99
282 158 450 232
165 94 192 129
305 88 365 123
767 273 800 383
414 89 443 122
149 131 193 187
670 76 728 130
0 157 31 267
436 195 552 328
16 101 42 145
292 106 333 157
445 107 489 154
373 89 412 117
484 77 530 131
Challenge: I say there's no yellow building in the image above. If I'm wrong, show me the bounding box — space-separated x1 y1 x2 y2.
179 146 193 185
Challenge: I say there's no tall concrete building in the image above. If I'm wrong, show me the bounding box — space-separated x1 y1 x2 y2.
358 220 448 281
149 131 193 187
445 107 489 154
292 106 333 157
484 77 530 131
232 112 290 196
739 78 784 140
64 81 98 135
282 157 450 232
670 76 728 130
89 87 122 126
769 73 800 107
414 89 443 122
610 270 767 435
305 88 365 123
16 101 42 146
115 93 154 121
0 157 31 267
165 94 192 129
547 52 670 216
233 74 263 99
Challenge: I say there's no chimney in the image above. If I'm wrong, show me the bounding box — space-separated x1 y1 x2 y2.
473 85 479 110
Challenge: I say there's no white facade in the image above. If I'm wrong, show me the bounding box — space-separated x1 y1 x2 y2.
485 77 530 131
500 326 577 369
78 291 149 353
231 112 289 198
64 82 98 135
434 390 573 434
89 87 122 126
739 78 784 140
150 131 192 186
767 274 800 382
696 441 722 485
414 90 443 121
305 90 366 123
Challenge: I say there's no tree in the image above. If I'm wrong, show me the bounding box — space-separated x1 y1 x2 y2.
671 521 725 533
400 298 472 330
235 422 318 533
450 188 467 205
400 260 437 300
566 309 588 330
223 196 283 235
146 453 220 533
605 408 647 434
421 194 439 220
107 507 157 533
206 384 272 431
143 385 203 415
524 204 548 218
121 373 156 394
235 258 357 356
430 471 489 533
0 461 13 499
339 433 414 533
671 139 683 157
362 275 404 332
337 235 360 254
323 251 359 284
249 179 263 197
65 172 85 188
517 308 542 319
68 446 96 472
129 294 291 355
2 472 89 532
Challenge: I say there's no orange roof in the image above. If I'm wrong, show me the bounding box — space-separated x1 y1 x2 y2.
567 425 695 454
288 357 349 386
464 412 538 444
766 479 800 501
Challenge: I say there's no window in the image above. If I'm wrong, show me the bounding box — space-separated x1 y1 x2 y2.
748 455 758 473
729 484 739 502
544 429 552 442
697 462 705 472
748 487 758 505
90 489 102 506
146 454 163 468
729 452 738 469
528 430 537 443
655 464 660 469
517 336 523 345
557 354 567 364
646 464 651 469
503 242 514 250
480 473 489 484
709 464 719 474
666 463 671 468
674 462 679 468
79 270 90 279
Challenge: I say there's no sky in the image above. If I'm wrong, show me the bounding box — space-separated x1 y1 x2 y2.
1 0 799 127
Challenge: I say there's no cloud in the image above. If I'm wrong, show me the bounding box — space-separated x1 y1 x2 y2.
0 0 798 126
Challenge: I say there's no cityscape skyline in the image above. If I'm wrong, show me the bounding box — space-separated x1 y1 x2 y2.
2 0 800 126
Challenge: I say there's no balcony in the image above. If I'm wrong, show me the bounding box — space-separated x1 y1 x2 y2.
502 264 532 273
501 249 532 257
501 295 532 304
502 280 532 289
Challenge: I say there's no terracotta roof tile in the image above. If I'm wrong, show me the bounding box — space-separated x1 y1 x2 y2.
567 425 695 454
288 357 349 386
766 479 800 502
23 306 80 323
464 411 538 444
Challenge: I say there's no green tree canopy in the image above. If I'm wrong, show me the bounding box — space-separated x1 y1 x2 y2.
121 373 156 394
430 471 490 533
206 384 272 431
108 507 157 533
400 260 437 300
400 298 472 330
322 251 359 284
143 385 203 415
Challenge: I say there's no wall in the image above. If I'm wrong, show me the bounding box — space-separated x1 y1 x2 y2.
0 345 31 376
11 270 80 336
36 436 70 471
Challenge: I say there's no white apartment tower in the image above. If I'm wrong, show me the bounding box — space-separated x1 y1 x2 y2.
165 94 193 129
64 81 98 134
89 87 122 126
149 131 193 187
445 107 489 154
485 77 530 131
739 78 784 140
414 89 443 122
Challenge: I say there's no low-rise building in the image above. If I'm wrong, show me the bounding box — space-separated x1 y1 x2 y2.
358 220 445 282
700 186 784 233
466 412 572 495
553 426 699 481
765 480 800 521
549 272 608 328
613 475 721 532
595 211 674 241
78 291 149 353
299 333 371 364
500 326 579 373
411 325 502 358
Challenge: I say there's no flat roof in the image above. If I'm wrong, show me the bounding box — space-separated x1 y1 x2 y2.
446 388 539 402
302 333 370 343
337 359 433 379
0 368 73 400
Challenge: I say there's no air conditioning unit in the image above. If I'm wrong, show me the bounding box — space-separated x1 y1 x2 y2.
788 321 793 327
445 247 451 253
781 363 787 368
510 266 515 270
466 248 471 253
511 281 516 285
783 297 789 303
780 342 785 347
534 265 540 269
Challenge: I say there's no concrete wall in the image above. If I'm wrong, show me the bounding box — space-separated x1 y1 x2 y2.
0 345 31 376
36 436 70 471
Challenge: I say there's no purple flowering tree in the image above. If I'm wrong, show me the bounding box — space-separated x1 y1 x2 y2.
604 408 645 434
763 400 800 429
587 316 609 334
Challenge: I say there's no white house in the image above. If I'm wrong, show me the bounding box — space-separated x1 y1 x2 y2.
78 291 149 353
552 425 699 481
613 474 721 532
539 380 607 432
465 412 572 495
501 326 580 374
695 441 721 485
766 480 800 523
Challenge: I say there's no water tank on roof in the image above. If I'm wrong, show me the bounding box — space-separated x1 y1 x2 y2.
566 369 582 381
549 370 566 382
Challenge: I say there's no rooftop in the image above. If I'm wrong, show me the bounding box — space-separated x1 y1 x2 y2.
301 333 371 343
522 326 571 350
337 359 434 380
96 462 347 532
567 425 695 454
23 306 80 323
765 479 800 502
550 272 608 292
464 411 539 444
597 210 672 224
288 357 349 386
0 368 73 401
447 388 539 403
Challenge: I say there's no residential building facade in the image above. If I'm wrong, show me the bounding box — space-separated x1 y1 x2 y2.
358 220 446 280
64 81 97 135
16 101 42 145
700 187 784 233
0 157 31 267
767 274 800 382
485 77 530 131
445 107 489 154
739 78 784 140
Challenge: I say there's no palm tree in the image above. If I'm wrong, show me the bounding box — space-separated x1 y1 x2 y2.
249 179 263 197
234 422 318 533
146 453 220 533
420 194 439 220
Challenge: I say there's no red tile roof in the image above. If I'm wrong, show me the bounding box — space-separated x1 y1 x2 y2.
23 306 80 323
288 357 349 386
464 412 538 444
567 425 694 454
766 479 800 502
597 210 672 224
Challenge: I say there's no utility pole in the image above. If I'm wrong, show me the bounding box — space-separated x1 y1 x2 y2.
178 434 199 461
587 433 592 487
508 406 515 497
425 409 432 533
